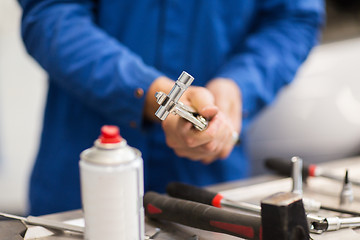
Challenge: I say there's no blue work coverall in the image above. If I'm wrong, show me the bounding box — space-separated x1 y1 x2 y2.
18 0 324 215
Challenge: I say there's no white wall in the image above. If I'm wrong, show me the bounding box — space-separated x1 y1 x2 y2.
0 0 46 215
247 38 360 175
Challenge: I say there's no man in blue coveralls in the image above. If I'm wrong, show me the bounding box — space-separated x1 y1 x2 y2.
18 0 324 215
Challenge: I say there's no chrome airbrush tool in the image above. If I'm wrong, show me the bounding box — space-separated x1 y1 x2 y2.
155 71 208 131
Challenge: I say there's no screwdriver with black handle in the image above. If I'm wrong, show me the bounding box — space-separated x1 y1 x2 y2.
144 191 262 240
166 182 261 214
167 181 360 217
165 182 360 235
264 157 360 186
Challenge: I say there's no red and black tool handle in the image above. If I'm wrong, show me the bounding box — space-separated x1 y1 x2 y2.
166 182 224 208
264 157 317 179
144 191 262 240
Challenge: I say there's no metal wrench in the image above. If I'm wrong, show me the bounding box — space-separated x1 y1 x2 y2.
0 212 84 233
155 71 241 146
308 214 360 234
2 212 161 239
145 228 161 239
155 71 208 131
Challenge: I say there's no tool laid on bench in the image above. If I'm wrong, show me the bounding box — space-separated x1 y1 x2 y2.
307 214 360 234
265 157 360 186
166 181 342 216
265 157 360 216
339 169 354 207
0 212 84 234
145 188 310 240
144 191 262 240
261 192 309 240
166 182 360 235
166 181 261 214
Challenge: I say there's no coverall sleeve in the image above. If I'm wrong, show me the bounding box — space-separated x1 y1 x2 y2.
215 0 325 119
18 0 163 128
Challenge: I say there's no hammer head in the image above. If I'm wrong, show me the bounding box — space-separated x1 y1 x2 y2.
261 192 309 240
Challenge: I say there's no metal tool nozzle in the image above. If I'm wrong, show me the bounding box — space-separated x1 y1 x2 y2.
291 156 303 195
340 169 354 206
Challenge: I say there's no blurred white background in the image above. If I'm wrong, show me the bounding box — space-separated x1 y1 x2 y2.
246 0 360 174
0 0 360 215
247 39 360 175
0 0 46 214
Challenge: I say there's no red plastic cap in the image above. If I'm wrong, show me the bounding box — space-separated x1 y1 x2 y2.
308 164 317 177
99 125 122 144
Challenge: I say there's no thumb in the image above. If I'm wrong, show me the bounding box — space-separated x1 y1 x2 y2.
185 86 218 120
199 106 218 120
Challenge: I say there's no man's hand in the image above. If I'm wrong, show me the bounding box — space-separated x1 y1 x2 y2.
205 78 242 161
144 76 241 164
161 84 237 164
144 76 175 122
206 78 242 135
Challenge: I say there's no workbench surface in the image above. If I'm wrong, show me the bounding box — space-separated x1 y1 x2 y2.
15 156 360 239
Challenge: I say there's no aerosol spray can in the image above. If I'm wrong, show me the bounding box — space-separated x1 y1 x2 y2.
79 125 144 240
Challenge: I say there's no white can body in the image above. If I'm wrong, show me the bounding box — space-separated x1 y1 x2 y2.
80 137 144 240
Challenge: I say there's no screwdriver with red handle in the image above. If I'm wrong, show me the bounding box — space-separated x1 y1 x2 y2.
144 191 262 240
264 157 360 186
166 182 261 214
166 181 360 217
